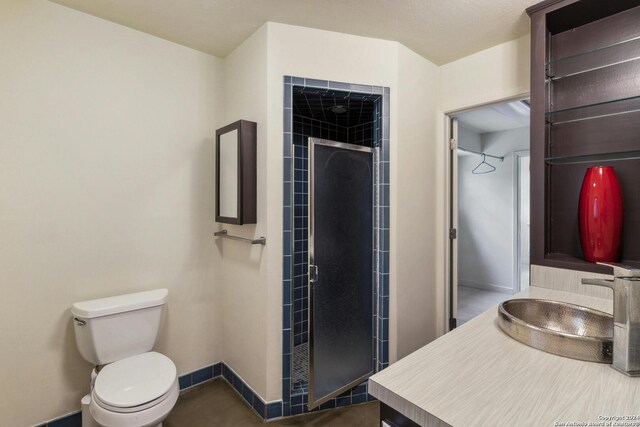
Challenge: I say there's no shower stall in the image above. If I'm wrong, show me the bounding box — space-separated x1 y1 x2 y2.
282 79 390 415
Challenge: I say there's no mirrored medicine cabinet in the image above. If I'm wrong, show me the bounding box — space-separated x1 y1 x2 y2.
215 120 257 225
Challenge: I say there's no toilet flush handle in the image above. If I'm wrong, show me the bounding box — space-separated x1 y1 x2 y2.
74 317 86 326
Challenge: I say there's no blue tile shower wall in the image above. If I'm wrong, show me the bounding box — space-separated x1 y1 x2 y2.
292 140 308 347
348 121 374 146
282 76 390 418
291 87 376 350
293 115 348 143
291 91 375 390
377 87 391 372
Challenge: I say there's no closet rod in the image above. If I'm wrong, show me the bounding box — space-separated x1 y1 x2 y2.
457 147 504 161
214 229 266 245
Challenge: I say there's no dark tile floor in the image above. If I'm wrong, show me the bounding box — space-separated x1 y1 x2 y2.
165 379 380 427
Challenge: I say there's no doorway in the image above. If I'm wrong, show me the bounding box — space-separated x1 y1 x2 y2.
281 77 390 417
448 99 531 327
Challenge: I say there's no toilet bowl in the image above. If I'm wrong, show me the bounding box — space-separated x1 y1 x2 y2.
89 352 179 427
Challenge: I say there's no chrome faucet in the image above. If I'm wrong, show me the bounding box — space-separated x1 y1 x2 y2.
583 262 640 376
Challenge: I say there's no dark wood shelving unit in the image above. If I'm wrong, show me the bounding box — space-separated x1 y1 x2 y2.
528 0 640 274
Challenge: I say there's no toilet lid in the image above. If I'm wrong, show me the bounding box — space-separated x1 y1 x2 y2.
94 352 177 408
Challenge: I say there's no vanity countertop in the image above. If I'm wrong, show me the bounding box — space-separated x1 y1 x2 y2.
368 287 640 426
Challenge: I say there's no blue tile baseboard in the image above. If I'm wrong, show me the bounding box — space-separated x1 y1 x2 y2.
288 379 377 417
35 412 82 427
187 362 378 421
177 361 221 391
179 361 284 421
218 362 283 420
35 361 286 426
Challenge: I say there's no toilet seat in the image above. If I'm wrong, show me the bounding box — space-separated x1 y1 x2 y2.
93 384 175 414
93 352 177 413
90 380 179 427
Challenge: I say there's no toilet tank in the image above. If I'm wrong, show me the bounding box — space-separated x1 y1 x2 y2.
71 289 168 365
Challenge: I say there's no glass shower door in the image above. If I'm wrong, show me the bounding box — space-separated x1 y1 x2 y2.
308 138 374 409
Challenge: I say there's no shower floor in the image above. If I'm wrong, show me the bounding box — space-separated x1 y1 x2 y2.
292 342 308 394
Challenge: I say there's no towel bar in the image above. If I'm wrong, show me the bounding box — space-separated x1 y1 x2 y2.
214 229 266 245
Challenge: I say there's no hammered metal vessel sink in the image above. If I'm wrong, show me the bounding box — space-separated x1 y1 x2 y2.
498 299 613 363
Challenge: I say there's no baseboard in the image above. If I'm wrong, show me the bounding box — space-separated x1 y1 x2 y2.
459 280 513 294
177 361 222 391
35 361 283 427
35 411 82 427
219 362 283 420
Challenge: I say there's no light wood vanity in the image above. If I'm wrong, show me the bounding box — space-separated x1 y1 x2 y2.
369 287 640 426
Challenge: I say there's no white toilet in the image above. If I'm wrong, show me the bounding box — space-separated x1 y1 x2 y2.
71 289 179 427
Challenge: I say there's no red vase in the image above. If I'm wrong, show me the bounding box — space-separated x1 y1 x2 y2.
578 166 624 263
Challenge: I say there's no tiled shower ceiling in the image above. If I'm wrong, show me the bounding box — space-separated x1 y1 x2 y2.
292 86 378 128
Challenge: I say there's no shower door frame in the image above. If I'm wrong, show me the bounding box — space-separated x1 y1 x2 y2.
307 138 375 409
281 76 390 417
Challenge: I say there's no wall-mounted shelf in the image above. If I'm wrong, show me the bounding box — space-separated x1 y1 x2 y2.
545 150 640 165
546 36 640 80
214 229 266 245
549 59 640 111
547 34 640 67
542 253 640 274
545 95 640 124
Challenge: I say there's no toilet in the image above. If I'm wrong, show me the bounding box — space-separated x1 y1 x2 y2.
71 289 179 427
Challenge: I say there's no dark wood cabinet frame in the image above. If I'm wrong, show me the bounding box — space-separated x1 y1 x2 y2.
380 403 421 427
215 120 257 225
528 0 640 274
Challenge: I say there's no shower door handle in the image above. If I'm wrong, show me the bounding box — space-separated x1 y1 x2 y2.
309 265 319 285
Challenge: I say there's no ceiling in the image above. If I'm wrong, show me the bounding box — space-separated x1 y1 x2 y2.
456 100 530 134
292 87 378 129
50 0 538 65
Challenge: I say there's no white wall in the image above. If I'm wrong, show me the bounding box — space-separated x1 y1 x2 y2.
439 35 530 114
0 1 223 426
457 127 529 293
435 35 530 335
211 22 441 402
393 44 441 360
218 24 270 400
